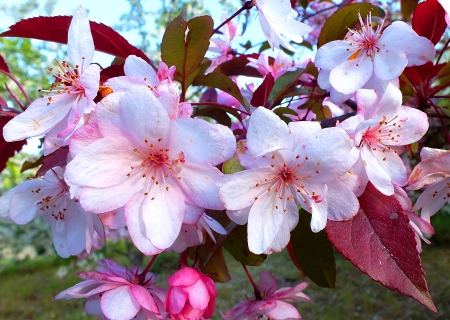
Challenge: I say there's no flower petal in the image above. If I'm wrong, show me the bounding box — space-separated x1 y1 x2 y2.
68 5 95 66
101 286 141 320
329 57 373 94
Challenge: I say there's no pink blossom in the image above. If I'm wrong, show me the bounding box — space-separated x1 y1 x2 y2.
247 50 296 79
407 147 450 222
208 12 239 72
315 11 435 97
3 5 100 155
64 86 235 255
165 267 217 320
338 84 429 196
219 107 359 254
0 166 104 258
221 270 311 320
55 259 166 320
105 56 191 119
251 0 312 51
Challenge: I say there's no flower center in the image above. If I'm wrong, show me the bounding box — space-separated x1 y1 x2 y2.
345 9 385 64
38 58 87 106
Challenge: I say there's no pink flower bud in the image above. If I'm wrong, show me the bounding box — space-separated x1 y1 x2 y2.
165 267 218 319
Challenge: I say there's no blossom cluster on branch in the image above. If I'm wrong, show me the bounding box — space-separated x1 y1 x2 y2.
1 0 449 318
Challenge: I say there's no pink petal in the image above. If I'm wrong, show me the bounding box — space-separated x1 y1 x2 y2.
247 190 285 254
141 179 185 249
166 286 188 314
119 86 170 150
130 285 159 313
65 136 142 188
183 279 209 310
167 268 201 287
124 55 159 86
325 180 359 221
360 145 394 195
125 193 165 255
219 168 275 211
259 271 278 296
309 198 328 232
85 295 103 316
266 300 301 319
169 118 235 165
177 163 224 210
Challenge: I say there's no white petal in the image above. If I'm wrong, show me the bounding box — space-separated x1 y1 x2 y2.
124 55 159 86
247 107 292 156
330 57 373 94
68 5 95 67
315 41 352 70
374 47 407 80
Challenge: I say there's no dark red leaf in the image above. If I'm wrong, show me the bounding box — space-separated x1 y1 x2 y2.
412 0 446 45
0 116 26 172
325 183 437 312
0 53 10 74
403 61 435 88
250 73 275 107
0 16 150 63
100 64 125 84
0 96 7 109
36 147 69 176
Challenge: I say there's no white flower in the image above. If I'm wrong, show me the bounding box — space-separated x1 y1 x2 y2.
252 0 312 51
315 11 435 96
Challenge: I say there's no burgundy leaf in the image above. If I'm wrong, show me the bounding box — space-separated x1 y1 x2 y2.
0 16 150 64
412 0 446 45
0 96 7 109
0 53 10 74
100 64 125 84
213 54 264 77
250 73 275 107
325 183 437 312
36 147 69 176
0 116 26 172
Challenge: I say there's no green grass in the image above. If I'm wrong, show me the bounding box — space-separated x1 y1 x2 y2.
0 246 449 320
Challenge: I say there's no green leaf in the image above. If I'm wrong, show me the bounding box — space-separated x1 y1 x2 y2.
318 4 385 48
222 154 245 175
273 107 298 116
193 73 251 111
401 0 419 21
266 68 304 108
161 12 213 88
190 236 231 283
289 209 336 288
223 224 267 266
194 107 232 127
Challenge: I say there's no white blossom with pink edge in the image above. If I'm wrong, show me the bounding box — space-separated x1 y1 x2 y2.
251 0 312 52
314 11 435 97
407 147 450 223
219 107 359 254
338 84 429 196
0 166 104 258
164 267 217 320
54 259 167 320
3 5 100 155
221 270 311 320
64 86 236 255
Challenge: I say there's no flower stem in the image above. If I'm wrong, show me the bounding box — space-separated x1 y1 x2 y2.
212 1 255 35
139 254 158 280
242 264 262 300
